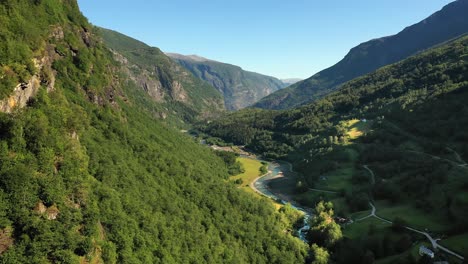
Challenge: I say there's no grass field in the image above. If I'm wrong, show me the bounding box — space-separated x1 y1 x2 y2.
374 200 449 232
439 233 468 258
343 217 391 239
230 157 263 195
349 209 372 220
315 167 354 192
345 119 372 140
230 158 283 210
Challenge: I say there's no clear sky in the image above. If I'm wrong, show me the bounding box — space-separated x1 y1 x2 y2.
77 0 454 79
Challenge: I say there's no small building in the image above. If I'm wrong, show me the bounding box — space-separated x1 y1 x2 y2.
419 245 435 258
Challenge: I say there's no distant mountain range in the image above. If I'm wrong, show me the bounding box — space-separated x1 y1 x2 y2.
96 28 225 123
254 0 468 110
280 78 302 86
167 53 290 110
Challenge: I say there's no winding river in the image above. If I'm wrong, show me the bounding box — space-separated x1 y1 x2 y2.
250 159 311 242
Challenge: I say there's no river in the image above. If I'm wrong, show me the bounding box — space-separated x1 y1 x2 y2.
192 136 312 243
250 159 311 242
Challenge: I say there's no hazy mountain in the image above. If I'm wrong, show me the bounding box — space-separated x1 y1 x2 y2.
254 0 468 110
167 53 287 110
281 78 303 86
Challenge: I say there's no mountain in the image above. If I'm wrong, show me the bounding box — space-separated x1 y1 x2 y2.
167 53 286 110
96 28 225 125
254 0 468 110
201 35 468 262
281 78 303 86
0 1 307 262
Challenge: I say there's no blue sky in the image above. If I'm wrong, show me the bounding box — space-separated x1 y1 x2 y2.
77 0 454 79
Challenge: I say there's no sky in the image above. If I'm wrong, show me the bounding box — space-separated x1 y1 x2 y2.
77 0 454 79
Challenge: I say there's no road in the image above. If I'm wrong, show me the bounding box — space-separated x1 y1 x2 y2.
356 166 465 260
446 147 468 166
363 165 375 184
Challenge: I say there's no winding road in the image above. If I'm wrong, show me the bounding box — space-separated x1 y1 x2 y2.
356 166 465 260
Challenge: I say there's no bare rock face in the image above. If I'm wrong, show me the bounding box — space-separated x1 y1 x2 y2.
0 227 13 255
136 73 165 102
0 75 41 113
0 42 58 113
171 80 187 102
110 50 166 102
34 201 47 214
34 201 59 220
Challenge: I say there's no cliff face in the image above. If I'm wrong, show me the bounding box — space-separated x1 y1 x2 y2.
97 27 225 121
0 49 57 113
167 53 286 111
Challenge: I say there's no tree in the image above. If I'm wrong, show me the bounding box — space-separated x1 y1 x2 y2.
308 201 343 247
310 244 329 264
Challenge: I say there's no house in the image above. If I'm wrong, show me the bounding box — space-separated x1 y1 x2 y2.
419 245 435 258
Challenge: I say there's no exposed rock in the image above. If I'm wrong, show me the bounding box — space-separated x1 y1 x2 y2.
46 205 59 220
34 201 59 220
50 25 64 40
0 227 13 255
110 50 165 102
0 75 41 113
171 81 187 102
0 43 59 113
80 28 92 47
34 201 47 214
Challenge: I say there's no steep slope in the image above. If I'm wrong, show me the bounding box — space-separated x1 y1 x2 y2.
0 1 307 263
167 53 286 110
202 34 468 160
255 0 468 109
97 27 225 124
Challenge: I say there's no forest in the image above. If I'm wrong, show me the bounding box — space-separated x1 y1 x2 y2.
200 35 468 263
0 0 308 263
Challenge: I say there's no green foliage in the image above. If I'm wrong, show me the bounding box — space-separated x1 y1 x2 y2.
308 201 343 248
310 244 330 264
259 163 268 175
0 1 308 263
214 150 244 175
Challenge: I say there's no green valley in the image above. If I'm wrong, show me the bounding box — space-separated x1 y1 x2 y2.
1 0 468 263
200 34 468 263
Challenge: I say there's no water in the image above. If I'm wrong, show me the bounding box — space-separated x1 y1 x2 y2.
254 161 311 243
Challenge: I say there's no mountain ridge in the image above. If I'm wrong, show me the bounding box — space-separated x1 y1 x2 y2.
167 53 287 110
254 0 468 110
96 27 225 125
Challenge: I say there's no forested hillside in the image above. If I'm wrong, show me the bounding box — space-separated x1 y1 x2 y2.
202 35 468 159
167 53 286 111
96 28 225 126
0 1 307 263
254 0 468 110
201 34 468 263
